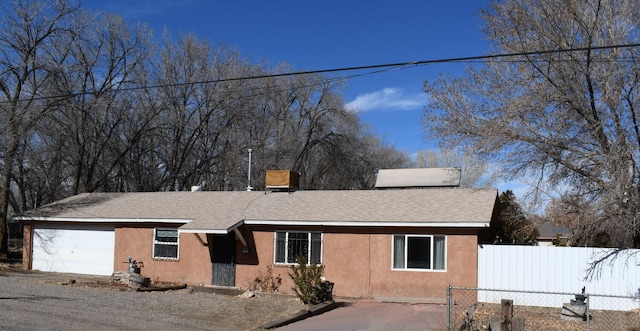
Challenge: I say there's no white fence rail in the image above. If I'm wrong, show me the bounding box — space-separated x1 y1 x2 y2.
477 245 640 310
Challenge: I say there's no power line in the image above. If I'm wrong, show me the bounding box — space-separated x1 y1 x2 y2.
2 43 640 104
140 42 640 84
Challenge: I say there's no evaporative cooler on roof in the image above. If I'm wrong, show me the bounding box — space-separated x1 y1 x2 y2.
265 170 299 192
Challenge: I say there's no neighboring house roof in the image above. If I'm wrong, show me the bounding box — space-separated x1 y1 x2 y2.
536 222 570 240
15 188 498 233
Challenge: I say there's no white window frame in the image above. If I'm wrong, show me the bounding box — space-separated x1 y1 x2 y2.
273 231 323 265
391 234 446 271
153 228 179 260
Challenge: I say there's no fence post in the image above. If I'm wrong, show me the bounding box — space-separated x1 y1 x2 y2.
586 291 590 331
446 285 451 331
501 299 513 331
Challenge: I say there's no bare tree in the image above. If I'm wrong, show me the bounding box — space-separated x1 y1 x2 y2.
9 7 155 227
0 0 78 253
423 0 640 249
152 34 248 191
230 68 411 191
13 124 70 210
202 63 412 191
51 11 152 194
1 1 412 242
415 149 495 188
545 194 611 247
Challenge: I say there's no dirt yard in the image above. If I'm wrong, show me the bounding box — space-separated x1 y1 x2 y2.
0 255 306 330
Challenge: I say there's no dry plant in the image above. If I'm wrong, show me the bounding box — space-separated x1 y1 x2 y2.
249 265 282 293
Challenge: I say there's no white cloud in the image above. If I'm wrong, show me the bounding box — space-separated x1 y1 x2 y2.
346 87 425 112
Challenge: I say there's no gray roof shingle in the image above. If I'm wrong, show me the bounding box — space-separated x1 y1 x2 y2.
16 188 498 232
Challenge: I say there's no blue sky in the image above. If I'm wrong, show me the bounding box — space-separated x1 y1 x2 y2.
82 0 489 154
80 1 534 199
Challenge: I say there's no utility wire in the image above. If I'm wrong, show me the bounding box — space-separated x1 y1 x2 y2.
3 42 640 104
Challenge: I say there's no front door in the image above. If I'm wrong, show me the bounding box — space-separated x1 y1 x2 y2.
210 233 236 286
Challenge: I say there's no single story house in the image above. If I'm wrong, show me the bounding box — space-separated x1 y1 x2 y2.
536 222 570 246
16 171 498 302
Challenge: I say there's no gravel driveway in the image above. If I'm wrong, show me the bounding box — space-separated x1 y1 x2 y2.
0 270 303 331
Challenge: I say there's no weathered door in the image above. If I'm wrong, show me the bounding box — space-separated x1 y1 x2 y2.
210 233 236 286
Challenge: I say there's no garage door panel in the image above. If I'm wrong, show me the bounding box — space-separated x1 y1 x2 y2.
32 225 115 276
35 247 113 262
32 250 113 274
38 232 113 248
32 251 108 274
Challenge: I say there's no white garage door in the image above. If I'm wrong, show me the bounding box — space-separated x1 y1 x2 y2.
32 224 115 276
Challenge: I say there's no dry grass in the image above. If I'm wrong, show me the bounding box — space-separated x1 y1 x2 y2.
453 302 639 331
0 244 22 271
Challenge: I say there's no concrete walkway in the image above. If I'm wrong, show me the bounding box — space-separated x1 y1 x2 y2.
276 300 447 331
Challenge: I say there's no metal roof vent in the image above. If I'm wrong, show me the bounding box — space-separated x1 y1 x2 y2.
265 170 299 193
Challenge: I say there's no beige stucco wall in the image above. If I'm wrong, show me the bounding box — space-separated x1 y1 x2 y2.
114 226 212 285
22 221 479 301
22 222 215 286
235 228 277 290
364 230 478 300
235 226 479 301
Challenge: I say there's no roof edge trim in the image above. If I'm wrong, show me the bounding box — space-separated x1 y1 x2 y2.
14 216 192 224
179 229 229 234
243 220 489 228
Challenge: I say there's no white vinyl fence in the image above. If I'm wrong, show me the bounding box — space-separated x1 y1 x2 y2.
477 245 640 310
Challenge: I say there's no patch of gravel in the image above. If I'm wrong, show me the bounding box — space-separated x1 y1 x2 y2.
0 270 304 330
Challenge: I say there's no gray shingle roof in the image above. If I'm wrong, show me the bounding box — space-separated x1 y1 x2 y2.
16 188 498 232
536 222 570 239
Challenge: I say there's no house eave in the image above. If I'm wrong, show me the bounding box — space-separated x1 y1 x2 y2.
242 220 490 228
14 216 192 224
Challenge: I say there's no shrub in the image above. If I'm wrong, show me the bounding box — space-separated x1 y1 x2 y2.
288 256 333 305
249 265 282 293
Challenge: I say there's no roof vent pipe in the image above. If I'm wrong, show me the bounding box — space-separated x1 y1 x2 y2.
246 149 253 191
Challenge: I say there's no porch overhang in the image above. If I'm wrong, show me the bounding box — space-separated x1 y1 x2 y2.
178 220 248 252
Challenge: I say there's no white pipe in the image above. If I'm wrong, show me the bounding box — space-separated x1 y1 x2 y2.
246 149 253 191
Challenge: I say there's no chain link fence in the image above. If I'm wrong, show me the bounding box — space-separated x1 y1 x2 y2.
447 286 640 331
